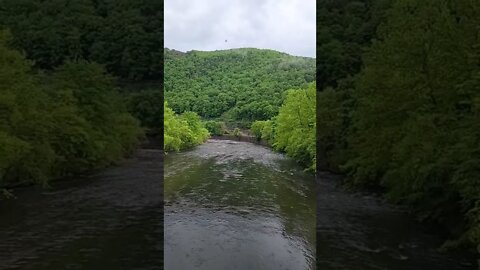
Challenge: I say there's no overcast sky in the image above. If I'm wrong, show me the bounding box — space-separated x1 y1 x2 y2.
164 0 316 58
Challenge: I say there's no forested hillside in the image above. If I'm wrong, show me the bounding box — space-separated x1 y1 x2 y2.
0 0 164 129
0 0 162 188
0 0 163 81
164 48 315 122
164 48 316 169
317 0 480 248
317 0 390 89
0 31 142 188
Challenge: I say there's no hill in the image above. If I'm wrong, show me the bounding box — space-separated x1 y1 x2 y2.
0 0 163 81
164 48 315 123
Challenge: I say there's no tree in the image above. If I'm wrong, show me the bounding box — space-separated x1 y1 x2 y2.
0 30 142 186
164 102 209 152
251 83 316 170
342 0 480 246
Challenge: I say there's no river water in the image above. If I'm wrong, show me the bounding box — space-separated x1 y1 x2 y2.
164 139 316 270
0 145 163 270
0 138 476 270
317 171 477 269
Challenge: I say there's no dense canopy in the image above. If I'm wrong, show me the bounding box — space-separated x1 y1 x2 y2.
252 83 316 170
317 0 480 248
164 48 315 122
0 0 163 81
0 31 142 187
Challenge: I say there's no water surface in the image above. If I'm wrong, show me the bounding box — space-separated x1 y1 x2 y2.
0 146 163 270
317 171 477 269
164 139 316 270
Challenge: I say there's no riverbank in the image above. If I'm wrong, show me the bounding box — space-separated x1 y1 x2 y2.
0 146 164 269
210 134 269 146
317 147 480 259
316 170 478 269
0 135 162 195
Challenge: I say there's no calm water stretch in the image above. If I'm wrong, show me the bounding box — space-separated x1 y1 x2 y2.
0 141 163 270
164 139 316 270
0 139 475 269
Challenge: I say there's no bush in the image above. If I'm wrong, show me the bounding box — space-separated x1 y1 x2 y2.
233 128 241 137
205 120 224 136
251 121 266 140
164 102 209 152
249 83 316 170
0 31 143 186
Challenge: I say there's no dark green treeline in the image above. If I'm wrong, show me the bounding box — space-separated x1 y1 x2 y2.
164 48 315 125
252 82 316 170
0 0 164 188
0 0 164 129
164 101 209 152
0 0 163 81
317 0 480 248
0 31 142 187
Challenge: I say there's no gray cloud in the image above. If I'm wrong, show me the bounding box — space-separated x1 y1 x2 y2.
165 0 316 57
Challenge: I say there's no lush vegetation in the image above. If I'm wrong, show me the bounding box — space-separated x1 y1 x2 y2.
126 89 163 129
0 31 142 187
164 102 209 152
0 0 164 190
252 83 316 170
0 0 164 153
0 0 163 81
317 0 480 248
165 47 316 167
204 121 225 136
317 0 391 89
164 48 315 123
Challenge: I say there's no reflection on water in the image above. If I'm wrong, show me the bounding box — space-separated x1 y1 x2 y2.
164 139 316 270
316 171 477 269
0 149 163 270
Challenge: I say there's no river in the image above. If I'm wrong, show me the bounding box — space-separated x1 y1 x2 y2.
0 138 476 270
0 144 163 269
164 139 316 270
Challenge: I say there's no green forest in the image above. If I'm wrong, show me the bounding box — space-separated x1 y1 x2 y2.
317 0 480 249
1 0 477 254
252 83 316 170
164 102 209 152
0 30 142 187
0 0 163 81
164 48 315 123
0 0 163 189
164 48 317 169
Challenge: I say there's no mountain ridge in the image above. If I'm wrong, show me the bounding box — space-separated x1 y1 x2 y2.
164 47 316 59
164 47 316 122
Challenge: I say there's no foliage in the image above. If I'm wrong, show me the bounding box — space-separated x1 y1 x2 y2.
164 102 209 152
0 31 142 187
0 0 163 81
259 120 276 145
204 120 224 136
251 83 316 170
164 48 315 121
250 121 267 140
317 0 480 247
126 89 163 128
317 79 355 171
274 83 316 170
317 0 391 89
232 128 240 137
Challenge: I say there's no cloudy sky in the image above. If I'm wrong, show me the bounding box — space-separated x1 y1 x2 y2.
165 0 316 58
